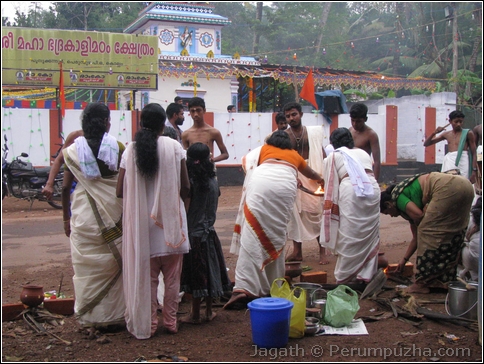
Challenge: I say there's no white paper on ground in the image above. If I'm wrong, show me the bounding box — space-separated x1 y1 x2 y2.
318 318 369 335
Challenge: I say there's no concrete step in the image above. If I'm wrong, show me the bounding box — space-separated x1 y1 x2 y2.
397 167 419 173
397 159 417 168
396 159 418 182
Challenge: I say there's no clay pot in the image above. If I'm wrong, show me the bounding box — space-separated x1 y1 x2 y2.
285 261 303 278
20 285 44 308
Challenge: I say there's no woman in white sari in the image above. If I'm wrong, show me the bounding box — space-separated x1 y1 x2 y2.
320 127 380 284
62 103 126 330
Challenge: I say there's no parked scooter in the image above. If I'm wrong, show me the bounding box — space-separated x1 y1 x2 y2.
2 134 63 209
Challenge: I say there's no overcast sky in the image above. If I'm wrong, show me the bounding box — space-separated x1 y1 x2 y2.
1 2 274 23
2 1 52 22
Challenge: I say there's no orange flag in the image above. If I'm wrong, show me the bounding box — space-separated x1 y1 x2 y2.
58 61 65 120
299 69 318 109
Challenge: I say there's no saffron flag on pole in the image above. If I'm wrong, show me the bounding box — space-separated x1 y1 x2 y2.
299 68 318 110
58 61 66 120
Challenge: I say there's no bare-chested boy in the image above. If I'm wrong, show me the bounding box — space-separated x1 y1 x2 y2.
424 110 477 184
348 103 388 269
349 103 381 181
182 97 229 163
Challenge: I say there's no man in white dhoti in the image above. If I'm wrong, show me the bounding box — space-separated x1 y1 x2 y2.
424 110 477 183
320 128 380 283
62 103 126 330
224 131 324 309
283 102 327 264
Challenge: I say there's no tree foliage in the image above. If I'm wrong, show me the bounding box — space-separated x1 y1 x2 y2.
6 1 482 105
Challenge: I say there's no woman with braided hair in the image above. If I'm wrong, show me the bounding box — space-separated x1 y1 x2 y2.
117 103 190 339
61 102 126 331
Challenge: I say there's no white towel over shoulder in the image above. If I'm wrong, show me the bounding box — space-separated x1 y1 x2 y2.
338 147 374 197
75 133 119 179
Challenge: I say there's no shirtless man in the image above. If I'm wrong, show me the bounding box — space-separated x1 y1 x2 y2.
283 102 327 265
348 103 381 181
424 110 477 184
348 103 388 267
474 123 482 146
182 97 229 164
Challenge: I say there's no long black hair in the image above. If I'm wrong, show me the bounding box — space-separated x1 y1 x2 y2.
134 103 166 179
81 102 110 156
186 142 215 191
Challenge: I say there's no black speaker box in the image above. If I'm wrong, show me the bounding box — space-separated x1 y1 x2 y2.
323 96 342 114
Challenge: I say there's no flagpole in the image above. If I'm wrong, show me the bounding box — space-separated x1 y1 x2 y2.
58 60 65 138
293 66 299 103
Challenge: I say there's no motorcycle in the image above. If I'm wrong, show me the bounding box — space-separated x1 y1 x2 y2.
2 134 63 210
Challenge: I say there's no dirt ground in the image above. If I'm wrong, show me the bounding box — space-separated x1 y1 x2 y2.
2 186 482 362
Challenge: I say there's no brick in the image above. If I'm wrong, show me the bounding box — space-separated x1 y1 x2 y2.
2 303 26 322
43 298 75 316
387 262 414 277
300 271 327 284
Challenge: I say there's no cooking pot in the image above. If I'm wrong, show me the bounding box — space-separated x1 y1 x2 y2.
292 283 322 308
311 288 327 320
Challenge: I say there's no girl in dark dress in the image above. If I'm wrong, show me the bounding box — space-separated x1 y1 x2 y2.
180 142 232 323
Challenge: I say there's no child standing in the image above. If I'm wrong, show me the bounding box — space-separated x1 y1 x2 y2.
424 110 478 183
180 142 232 324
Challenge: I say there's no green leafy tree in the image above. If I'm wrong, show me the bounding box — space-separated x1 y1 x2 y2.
213 2 260 57
42 2 146 32
5 1 481 105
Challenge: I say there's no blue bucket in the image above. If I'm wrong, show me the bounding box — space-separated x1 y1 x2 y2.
247 297 294 348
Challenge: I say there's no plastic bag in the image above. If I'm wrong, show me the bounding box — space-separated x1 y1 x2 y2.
270 277 291 299
324 285 360 327
270 278 306 338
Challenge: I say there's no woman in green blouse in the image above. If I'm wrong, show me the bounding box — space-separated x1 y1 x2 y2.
380 172 474 293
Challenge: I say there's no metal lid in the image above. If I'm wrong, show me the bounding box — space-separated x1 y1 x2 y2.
292 283 322 290
313 299 326 304
248 297 294 310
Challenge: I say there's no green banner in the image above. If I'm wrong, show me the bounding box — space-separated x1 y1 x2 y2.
2 27 158 90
